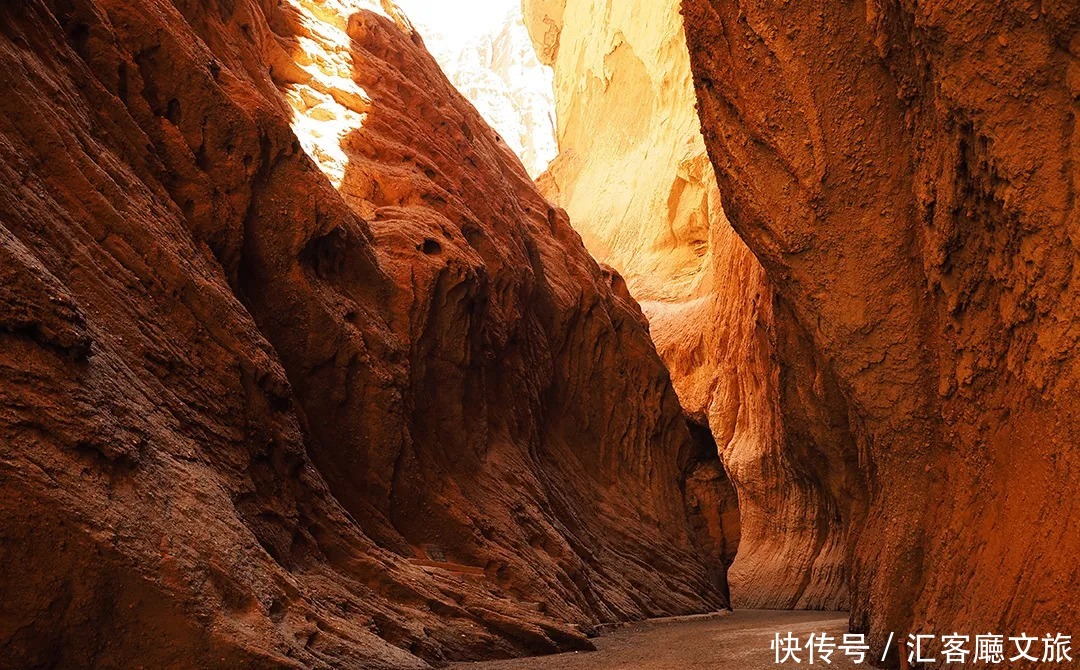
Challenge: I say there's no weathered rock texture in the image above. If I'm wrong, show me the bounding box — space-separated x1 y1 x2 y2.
523 0 858 609
685 0 1080 659
0 0 727 667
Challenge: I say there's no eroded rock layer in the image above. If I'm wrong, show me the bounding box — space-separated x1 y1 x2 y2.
523 0 857 609
0 0 726 667
685 0 1080 658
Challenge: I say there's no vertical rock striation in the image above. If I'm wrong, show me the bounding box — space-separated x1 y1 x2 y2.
685 0 1079 657
523 0 860 609
0 0 726 667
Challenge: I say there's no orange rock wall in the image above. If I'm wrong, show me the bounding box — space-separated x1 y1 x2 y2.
0 0 726 667
685 0 1080 657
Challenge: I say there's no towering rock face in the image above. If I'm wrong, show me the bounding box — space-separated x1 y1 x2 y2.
685 0 1080 655
523 0 858 609
407 5 558 178
524 0 713 301
0 0 726 667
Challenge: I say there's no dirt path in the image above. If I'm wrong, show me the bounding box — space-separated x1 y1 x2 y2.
454 609 862 670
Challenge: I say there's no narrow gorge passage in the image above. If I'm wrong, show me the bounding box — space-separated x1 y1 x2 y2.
0 0 1075 668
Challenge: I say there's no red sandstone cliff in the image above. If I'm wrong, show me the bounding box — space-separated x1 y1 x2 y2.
684 0 1079 662
0 0 726 667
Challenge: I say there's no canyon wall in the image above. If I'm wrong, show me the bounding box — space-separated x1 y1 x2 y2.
0 0 727 667
684 0 1080 659
523 0 860 609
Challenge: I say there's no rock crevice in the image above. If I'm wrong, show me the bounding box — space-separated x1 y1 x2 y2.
524 0 861 610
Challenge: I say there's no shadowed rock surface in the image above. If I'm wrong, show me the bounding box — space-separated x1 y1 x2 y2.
684 0 1080 661
0 0 727 667
522 0 860 610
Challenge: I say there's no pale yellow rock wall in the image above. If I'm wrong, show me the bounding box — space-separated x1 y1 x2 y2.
525 0 712 302
523 0 857 609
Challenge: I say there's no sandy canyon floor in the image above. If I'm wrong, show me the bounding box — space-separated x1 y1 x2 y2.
454 610 859 670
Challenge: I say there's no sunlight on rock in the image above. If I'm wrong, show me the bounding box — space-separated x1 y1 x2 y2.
396 0 557 177
283 0 375 188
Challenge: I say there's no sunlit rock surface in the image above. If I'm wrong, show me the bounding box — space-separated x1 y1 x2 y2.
0 0 727 666
403 4 556 177
684 0 1080 656
523 0 857 609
